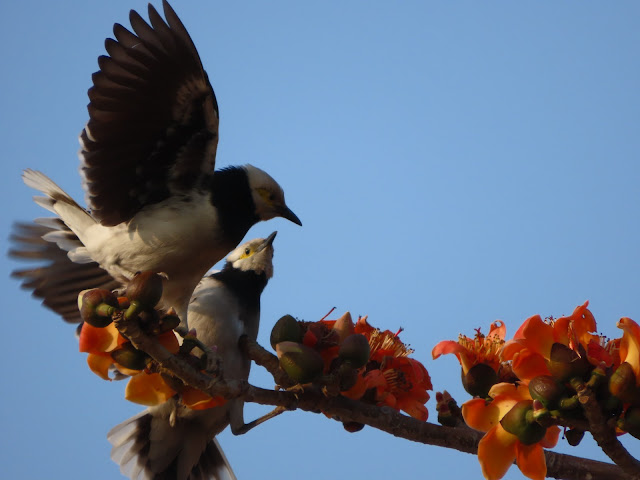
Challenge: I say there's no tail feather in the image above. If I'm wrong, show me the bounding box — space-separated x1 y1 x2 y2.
108 405 236 480
22 168 97 236
9 221 119 323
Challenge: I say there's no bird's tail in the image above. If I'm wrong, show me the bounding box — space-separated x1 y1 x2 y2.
22 169 97 250
108 405 236 480
9 219 119 323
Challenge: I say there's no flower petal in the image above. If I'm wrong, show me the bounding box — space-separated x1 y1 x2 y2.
181 386 226 410
158 331 180 354
462 398 500 432
540 425 560 449
488 321 507 341
79 322 120 354
125 373 176 406
515 442 547 480
618 317 640 384
478 424 517 480
87 353 113 380
510 348 551 381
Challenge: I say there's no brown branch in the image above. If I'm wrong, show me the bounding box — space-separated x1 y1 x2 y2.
116 317 637 480
574 381 640 478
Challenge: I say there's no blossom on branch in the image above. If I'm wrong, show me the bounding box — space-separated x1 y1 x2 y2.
463 383 560 480
272 312 432 421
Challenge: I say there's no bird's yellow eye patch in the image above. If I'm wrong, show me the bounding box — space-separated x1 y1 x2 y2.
257 188 274 205
240 247 253 259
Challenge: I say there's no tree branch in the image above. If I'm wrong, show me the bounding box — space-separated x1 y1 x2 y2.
115 315 638 480
574 381 640 478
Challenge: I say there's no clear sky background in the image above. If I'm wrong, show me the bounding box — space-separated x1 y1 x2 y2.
1 1 639 479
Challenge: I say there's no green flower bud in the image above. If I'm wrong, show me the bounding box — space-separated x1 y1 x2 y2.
623 406 640 440
500 400 547 445
78 288 119 327
336 362 358 392
150 313 181 335
547 343 590 382
126 272 164 309
270 315 302 349
462 363 498 398
338 334 370 369
111 343 148 371
609 362 637 403
529 375 566 409
276 342 324 384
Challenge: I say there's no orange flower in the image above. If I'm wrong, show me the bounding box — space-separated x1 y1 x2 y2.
125 372 176 406
617 317 640 385
350 316 432 420
366 356 432 420
463 383 560 480
501 302 598 381
432 321 506 375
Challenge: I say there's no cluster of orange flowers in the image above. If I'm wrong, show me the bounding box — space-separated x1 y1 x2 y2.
272 311 432 422
77 273 225 410
433 301 640 480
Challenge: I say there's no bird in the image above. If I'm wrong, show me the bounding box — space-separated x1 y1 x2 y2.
19 0 301 328
108 232 278 480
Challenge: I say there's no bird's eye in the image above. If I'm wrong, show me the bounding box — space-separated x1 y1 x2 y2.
244 248 251 255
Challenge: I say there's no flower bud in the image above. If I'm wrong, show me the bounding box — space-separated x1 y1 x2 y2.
609 362 637 403
126 272 164 309
336 362 358 392
500 400 547 445
111 343 148 371
564 428 584 446
528 375 565 409
342 421 364 433
332 312 355 342
338 334 370 369
78 289 119 327
150 314 181 335
276 341 324 384
270 315 302 349
462 363 498 398
547 343 590 382
623 406 640 440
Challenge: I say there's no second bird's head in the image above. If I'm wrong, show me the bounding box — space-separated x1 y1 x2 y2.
244 165 302 226
226 231 278 279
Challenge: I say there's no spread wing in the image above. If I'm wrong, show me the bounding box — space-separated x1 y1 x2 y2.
80 0 220 226
10 221 120 324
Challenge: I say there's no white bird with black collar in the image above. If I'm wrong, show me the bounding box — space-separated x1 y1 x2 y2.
20 0 301 328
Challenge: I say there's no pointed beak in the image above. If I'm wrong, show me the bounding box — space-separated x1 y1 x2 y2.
278 205 302 226
256 231 278 252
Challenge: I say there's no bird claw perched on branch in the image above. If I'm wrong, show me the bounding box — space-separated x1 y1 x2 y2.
177 327 222 377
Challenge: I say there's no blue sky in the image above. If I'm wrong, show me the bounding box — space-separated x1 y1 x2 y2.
1 1 639 479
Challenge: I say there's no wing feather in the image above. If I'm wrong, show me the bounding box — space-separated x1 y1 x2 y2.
80 1 219 226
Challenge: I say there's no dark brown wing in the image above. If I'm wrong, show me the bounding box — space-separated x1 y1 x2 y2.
9 221 120 323
80 0 219 226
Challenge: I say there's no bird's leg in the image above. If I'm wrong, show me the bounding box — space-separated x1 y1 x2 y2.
229 402 288 436
176 328 221 375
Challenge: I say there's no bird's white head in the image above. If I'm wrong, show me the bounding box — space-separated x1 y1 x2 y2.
226 231 277 279
244 165 302 226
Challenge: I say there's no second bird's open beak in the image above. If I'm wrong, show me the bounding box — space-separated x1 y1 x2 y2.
256 231 278 252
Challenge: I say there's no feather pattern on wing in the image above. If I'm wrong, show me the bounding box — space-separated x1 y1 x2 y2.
80 0 220 226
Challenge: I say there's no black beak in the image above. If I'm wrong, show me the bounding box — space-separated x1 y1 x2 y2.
278 205 302 226
256 231 277 252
